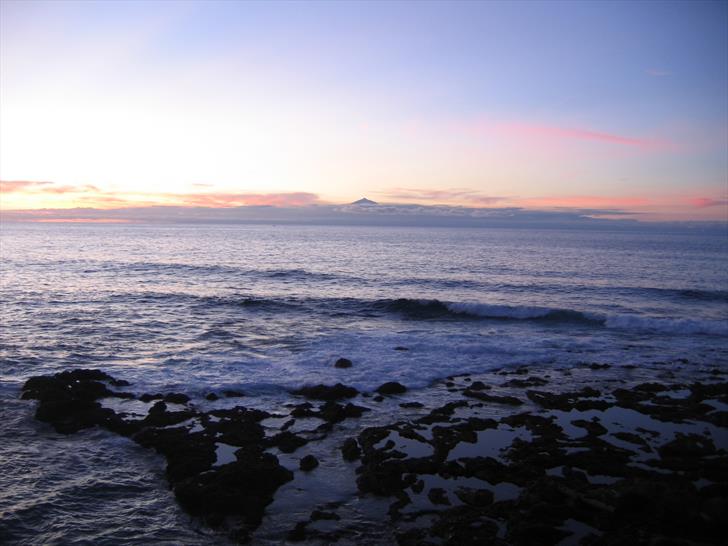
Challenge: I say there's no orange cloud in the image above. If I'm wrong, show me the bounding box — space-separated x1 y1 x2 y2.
1 180 53 192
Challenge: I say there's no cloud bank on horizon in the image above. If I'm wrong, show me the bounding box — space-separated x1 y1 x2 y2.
0 0 726 222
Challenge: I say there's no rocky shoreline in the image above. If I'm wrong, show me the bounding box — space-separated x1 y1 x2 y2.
20 363 728 545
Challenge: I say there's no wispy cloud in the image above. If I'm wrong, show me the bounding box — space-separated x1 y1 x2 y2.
447 118 672 152
376 187 506 205
491 122 667 150
0 180 99 193
167 192 323 207
689 197 728 208
1 180 53 192
517 195 651 209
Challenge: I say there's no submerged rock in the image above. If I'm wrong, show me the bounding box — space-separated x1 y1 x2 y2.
341 438 361 461
334 358 353 368
376 381 407 395
292 383 359 400
299 454 319 471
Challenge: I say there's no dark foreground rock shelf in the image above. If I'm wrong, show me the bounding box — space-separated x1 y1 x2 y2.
20 364 728 545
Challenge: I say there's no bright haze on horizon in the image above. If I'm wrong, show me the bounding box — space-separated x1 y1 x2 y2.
0 0 726 222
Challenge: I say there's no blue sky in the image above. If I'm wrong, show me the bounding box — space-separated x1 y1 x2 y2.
1 0 726 221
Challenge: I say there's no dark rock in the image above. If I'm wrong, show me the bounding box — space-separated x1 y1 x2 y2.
376 382 407 395
468 380 489 391
310 510 340 521
394 346 409 351
205 393 219 401
334 358 352 368
292 383 358 401
571 418 608 436
174 448 293 526
299 454 319 471
318 400 370 423
463 389 523 405
140 393 163 403
341 438 361 461
658 433 716 459
454 487 493 507
269 431 308 453
503 376 549 388
427 487 450 505
164 392 190 404
287 522 307 542
400 401 424 408
21 369 130 434
373 395 384 402
223 390 245 398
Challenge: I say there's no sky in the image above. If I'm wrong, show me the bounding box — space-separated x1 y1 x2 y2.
1 0 727 222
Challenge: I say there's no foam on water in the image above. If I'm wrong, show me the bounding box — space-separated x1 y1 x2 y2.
1 223 727 543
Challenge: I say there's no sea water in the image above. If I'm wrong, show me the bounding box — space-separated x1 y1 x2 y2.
1 222 726 542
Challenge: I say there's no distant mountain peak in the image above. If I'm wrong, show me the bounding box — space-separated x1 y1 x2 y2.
351 197 378 205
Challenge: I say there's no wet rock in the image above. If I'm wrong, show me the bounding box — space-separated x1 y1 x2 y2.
140 393 164 402
133 427 216 482
658 433 716 459
334 358 352 368
376 381 407 395
613 431 652 452
269 431 308 453
427 487 451 505
174 447 293 527
287 522 307 542
454 487 493 507
468 380 489 390
292 383 358 401
394 346 409 351
205 392 219 401
163 392 190 404
526 388 607 411
223 390 245 398
418 401 468 424
21 369 132 434
503 376 549 388
571 418 608 436
318 400 370 423
299 454 319 471
310 510 340 521
373 395 384 402
341 438 361 461
463 389 523 405
400 401 424 408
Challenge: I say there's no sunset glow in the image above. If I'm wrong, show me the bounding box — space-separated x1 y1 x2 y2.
1 0 726 222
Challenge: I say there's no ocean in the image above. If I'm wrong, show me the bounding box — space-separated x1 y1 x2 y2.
1 222 727 543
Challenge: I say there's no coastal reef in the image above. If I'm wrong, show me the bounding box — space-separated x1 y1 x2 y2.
20 364 728 544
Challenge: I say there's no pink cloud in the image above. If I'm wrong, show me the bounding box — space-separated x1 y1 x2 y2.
492 122 668 150
0 180 99 193
448 118 673 153
689 197 728 208
517 195 651 209
0 180 53 192
647 69 672 77
378 187 505 204
170 192 322 208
